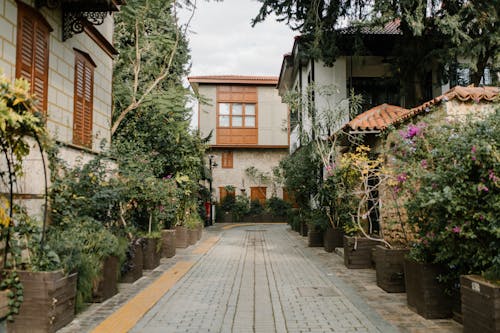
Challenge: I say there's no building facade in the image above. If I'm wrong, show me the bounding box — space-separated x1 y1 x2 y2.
0 0 121 214
189 75 289 204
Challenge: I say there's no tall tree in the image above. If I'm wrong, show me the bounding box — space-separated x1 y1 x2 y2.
112 0 206 181
253 0 499 106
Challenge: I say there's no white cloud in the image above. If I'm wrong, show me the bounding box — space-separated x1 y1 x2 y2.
179 0 296 77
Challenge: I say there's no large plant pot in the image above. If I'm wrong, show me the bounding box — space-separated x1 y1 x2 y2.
175 225 188 248
217 212 233 223
142 237 161 270
461 275 500 333
121 240 143 283
7 270 77 333
0 289 9 318
196 224 203 241
307 227 324 247
161 229 176 258
300 222 308 237
404 258 453 319
343 236 379 269
187 228 197 245
93 255 119 302
373 245 409 293
323 227 343 252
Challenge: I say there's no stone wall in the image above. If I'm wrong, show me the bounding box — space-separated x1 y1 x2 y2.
211 148 288 201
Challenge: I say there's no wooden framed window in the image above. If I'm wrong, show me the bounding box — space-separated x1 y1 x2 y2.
16 2 52 115
73 50 96 148
216 86 258 145
221 151 233 168
219 186 235 202
250 187 267 205
218 102 256 128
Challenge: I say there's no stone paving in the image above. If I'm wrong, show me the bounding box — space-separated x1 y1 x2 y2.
57 224 463 333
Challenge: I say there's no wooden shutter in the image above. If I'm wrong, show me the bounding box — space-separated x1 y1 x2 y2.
250 187 267 205
16 3 51 115
221 151 233 168
73 51 95 148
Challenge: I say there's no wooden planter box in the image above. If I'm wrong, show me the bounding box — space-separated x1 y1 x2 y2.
161 229 176 258
404 258 453 319
216 212 233 223
323 227 343 252
373 245 409 293
461 275 500 333
300 222 308 237
175 225 188 248
307 227 324 247
93 256 119 302
121 240 143 283
343 236 379 269
187 228 197 246
142 237 161 270
7 270 77 333
196 225 203 241
0 289 9 318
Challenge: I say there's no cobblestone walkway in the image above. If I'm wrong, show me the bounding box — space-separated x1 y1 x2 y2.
131 225 397 333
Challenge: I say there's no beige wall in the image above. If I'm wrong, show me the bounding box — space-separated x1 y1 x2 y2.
210 148 288 202
197 84 289 147
257 86 289 146
198 85 217 145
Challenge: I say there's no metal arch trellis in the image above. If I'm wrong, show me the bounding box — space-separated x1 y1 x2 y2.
0 131 50 269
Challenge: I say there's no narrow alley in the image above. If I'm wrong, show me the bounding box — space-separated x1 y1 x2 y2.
58 224 461 333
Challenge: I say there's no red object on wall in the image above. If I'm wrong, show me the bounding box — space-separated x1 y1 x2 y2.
204 202 211 220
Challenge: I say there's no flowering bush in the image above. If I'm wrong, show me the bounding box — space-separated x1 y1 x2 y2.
392 109 500 284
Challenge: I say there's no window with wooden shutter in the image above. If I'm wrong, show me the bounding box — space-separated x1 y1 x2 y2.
73 50 95 148
219 186 235 203
16 3 52 115
221 151 233 168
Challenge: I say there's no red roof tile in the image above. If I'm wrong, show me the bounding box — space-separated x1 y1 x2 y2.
348 86 499 132
188 75 278 85
348 104 411 131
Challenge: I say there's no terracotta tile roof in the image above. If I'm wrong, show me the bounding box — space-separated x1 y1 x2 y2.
348 104 411 131
347 86 499 132
188 75 278 85
339 19 401 35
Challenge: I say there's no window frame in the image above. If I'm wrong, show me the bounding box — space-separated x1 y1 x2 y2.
217 102 257 129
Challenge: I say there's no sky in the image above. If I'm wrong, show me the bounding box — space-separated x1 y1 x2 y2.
178 0 297 77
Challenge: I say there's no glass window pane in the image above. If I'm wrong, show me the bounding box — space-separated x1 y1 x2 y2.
245 104 255 115
219 115 230 127
233 103 243 115
232 116 243 127
219 103 230 115
245 116 255 127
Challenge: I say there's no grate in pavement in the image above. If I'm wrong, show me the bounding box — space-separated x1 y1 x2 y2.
245 229 268 232
298 286 339 297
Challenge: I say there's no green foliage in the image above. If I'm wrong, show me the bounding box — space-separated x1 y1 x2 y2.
253 1 499 105
232 196 250 222
0 271 23 322
249 199 264 216
266 197 291 217
392 109 500 286
46 217 127 312
308 209 329 231
279 144 320 210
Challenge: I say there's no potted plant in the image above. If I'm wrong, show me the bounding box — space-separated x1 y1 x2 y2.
185 205 203 246
0 76 77 331
334 146 385 269
266 197 291 222
121 237 144 283
307 209 327 247
392 113 499 320
1 211 78 333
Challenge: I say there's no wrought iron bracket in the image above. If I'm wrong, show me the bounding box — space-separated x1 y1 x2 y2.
63 10 110 41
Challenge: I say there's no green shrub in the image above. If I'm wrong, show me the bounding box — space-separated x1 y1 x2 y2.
249 199 264 215
392 109 500 286
266 197 291 217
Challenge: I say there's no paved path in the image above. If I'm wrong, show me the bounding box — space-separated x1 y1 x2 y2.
130 225 397 333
